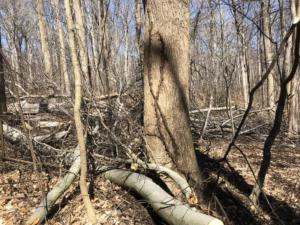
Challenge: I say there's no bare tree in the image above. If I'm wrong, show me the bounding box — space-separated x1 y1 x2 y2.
53 0 71 95
64 0 97 223
261 0 276 109
0 30 7 159
37 0 52 78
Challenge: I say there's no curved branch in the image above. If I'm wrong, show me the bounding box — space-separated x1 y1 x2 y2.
101 168 223 225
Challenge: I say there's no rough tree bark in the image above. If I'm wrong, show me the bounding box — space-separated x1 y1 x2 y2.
144 0 202 199
64 0 97 223
37 0 53 78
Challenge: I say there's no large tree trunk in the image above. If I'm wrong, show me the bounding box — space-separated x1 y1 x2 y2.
37 0 53 78
144 0 202 197
64 0 97 223
261 0 275 109
54 0 71 96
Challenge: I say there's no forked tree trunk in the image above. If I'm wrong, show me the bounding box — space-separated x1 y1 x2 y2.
37 0 53 78
144 0 202 198
64 0 97 223
53 0 71 96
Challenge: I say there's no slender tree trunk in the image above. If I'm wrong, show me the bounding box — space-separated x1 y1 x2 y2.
54 0 71 96
144 0 202 199
37 0 53 78
261 0 275 109
135 0 143 81
288 1 300 137
73 0 91 91
0 34 7 113
124 18 129 88
287 70 299 137
232 0 250 109
250 21 300 208
64 0 97 223
99 0 111 95
0 32 7 159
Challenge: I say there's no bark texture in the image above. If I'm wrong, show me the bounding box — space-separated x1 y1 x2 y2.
144 0 201 192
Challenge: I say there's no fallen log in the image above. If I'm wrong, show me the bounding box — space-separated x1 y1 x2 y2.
26 148 223 225
2 123 26 142
221 107 272 127
25 146 80 225
3 123 68 144
190 106 236 114
94 153 194 201
101 168 223 225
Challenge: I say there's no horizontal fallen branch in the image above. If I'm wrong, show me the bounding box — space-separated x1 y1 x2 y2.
101 168 223 225
93 153 194 201
221 108 272 127
190 106 236 114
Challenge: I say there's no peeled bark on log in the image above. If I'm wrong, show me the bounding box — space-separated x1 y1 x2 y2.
101 168 223 225
25 146 80 225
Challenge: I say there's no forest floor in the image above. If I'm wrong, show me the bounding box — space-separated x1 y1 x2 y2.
0 109 299 225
